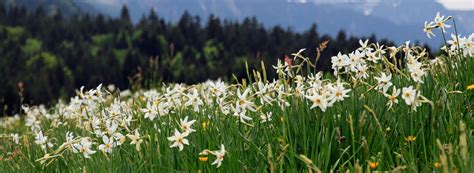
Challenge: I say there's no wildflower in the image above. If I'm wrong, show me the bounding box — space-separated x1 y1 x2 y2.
66 131 74 143
255 81 275 105
429 57 443 66
167 129 190 151
272 59 287 75
403 41 411 53
374 72 393 93
434 12 451 33
208 80 226 97
260 112 273 123
348 51 364 72
366 52 381 63
447 34 463 51
141 102 158 121
308 72 323 88
201 121 208 130
357 39 373 56
25 109 41 132
384 86 400 110
291 49 306 61
212 144 226 168
284 55 294 77
233 110 253 124
328 79 351 103
402 86 417 106
72 138 96 158
112 132 126 146
105 120 118 135
35 131 53 151
185 88 204 112
284 55 293 66
423 21 437 38
294 83 305 97
127 130 143 151
276 84 290 109
388 46 398 58
305 92 328 112
10 133 19 144
98 135 115 154
108 102 121 118
199 156 209 162
434 162 441 168
368 161 379 169
180 116 196 134
372 42 385 61
355 63 369 79
236 88 256 112
331 52 350 73
410 69 426 83
405 135 417 143
467 84 474 90
464 34 474 56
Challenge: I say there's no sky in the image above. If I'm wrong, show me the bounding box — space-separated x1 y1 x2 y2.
291 0 474 11
84 0 474 11
437 0 474 10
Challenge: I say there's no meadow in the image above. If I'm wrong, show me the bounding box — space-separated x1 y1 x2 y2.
0 12 473 172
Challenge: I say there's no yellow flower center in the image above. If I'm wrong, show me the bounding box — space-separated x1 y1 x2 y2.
239 99 246 105
389 96 397 101
314 98 321 105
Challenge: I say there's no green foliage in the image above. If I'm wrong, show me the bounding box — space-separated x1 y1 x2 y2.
26 52 58 69
92 34 113 46
5 26 25 40
21 38 42 55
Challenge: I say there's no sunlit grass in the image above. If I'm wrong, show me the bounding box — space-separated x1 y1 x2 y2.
0 12 473 172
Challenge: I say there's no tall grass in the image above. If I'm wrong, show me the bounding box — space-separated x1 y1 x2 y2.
0 12 473 172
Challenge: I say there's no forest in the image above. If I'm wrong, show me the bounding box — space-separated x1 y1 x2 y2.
0 4 431 115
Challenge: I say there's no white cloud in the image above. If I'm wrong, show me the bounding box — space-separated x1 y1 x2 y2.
77 0 124 7
437 0 474 11
288 0 380 4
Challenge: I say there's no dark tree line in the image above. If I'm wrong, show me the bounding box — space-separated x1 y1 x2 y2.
0 4 416 115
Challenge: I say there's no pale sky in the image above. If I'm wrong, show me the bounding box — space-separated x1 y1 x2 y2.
84 0 474 11
437 0 474 10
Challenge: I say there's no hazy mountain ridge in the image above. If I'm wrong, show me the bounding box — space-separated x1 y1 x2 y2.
2 0 90 16
74 0 472 47
4 0 473 47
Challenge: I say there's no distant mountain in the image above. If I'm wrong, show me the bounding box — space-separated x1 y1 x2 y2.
6 0 474 48
2 0 97 16
72 0 473 48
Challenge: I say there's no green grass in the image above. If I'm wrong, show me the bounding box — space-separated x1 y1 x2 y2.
1 23 474 172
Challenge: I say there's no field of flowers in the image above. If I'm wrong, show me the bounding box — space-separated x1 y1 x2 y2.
0 13 473 172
